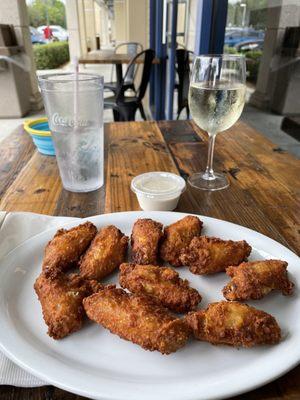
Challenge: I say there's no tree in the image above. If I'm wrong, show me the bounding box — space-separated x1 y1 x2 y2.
247 0 268 30
226 0 267 29
28 0 66 28
227 3 235 27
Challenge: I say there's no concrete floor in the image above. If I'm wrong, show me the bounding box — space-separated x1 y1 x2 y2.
241 105 300 158
0 62 299 158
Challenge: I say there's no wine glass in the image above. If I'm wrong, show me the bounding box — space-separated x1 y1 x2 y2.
188 54 246 191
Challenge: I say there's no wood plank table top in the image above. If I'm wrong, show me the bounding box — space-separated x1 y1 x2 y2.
0 120 299 400
79 51 160 64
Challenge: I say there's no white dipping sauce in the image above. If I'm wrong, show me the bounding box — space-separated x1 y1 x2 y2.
131 172 186 211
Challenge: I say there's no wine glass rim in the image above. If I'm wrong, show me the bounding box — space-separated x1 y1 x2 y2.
194 54 245 59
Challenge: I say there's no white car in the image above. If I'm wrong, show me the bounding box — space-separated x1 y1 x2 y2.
37 25 69 41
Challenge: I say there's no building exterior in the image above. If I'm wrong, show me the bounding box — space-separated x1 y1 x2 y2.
0 0 298 117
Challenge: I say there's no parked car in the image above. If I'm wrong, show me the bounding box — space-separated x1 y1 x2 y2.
37 25 69 42
225 28 264 47
235 39 264 52
30 26 47 44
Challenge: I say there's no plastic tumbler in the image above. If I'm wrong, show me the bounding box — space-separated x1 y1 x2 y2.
39 73 104 193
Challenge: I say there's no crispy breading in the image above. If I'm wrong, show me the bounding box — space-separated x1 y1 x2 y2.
180 236 251 275
83 287 191 354
34 272 103 339
223 259 294 301
79 225 128 280
131 219 163 264
159 216 203 266
119 263 201 313
42 221 97 274
185 301 281 347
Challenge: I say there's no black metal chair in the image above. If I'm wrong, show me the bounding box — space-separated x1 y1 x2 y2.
175 49 193 119
104 49 155 121
105 42 143 94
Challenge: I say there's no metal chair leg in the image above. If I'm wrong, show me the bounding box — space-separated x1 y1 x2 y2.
177 106 183 120
113 109 121 121
138 103 147 121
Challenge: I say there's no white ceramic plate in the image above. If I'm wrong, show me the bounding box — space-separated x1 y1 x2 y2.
0 211 299 400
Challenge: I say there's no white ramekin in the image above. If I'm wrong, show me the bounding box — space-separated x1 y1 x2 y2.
131 172 186 211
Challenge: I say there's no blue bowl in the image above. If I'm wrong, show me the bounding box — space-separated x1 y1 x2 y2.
24 118 55 156
31 133 55 156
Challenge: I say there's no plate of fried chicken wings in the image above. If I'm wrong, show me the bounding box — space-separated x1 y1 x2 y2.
0 211 299 400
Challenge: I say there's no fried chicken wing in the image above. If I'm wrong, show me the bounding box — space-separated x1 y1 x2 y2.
83 287 191 354
79 225 128 280
34 272 103 339
180 236 251 275
119 263 201 313
42 221 97 274
160 216 203 267
185 301 281 347
223 259 294 301
131 219 163 264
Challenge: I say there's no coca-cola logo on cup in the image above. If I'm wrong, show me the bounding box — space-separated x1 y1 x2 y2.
52 113 90 128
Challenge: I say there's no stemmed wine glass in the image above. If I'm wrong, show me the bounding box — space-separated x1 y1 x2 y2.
188 54 246 191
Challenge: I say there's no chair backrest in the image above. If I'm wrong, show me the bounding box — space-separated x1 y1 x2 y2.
116 49 156 102
176 49 193 108
115 42 144 83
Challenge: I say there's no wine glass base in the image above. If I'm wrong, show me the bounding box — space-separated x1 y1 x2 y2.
188 172 229 191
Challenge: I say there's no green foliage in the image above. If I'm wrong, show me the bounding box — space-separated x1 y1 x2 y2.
246 0 267 29
245 50 262 82
244 50 263 60
33 41 69 70
223 46 262 82
28 0 66 28
226 0 267 29
249 9 267 30
223 45 239 54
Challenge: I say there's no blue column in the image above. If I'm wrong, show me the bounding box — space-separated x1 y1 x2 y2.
210 0 228 54
149 0 156 111
194 0 214 55
166 0 178 120
194 0 228 56
154 0 167 120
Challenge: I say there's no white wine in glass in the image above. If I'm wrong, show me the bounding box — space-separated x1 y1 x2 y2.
188 55 246 191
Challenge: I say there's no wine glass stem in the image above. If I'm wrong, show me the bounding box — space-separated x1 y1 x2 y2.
203 133 217 181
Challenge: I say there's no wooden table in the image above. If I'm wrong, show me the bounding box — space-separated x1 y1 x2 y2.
0 120 299 400
79 51 160 65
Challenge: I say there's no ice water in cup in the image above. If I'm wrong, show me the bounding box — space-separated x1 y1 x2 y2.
51 124 103 192
39 73 104 193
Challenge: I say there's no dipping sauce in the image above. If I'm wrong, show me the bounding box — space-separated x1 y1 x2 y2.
131 172 186 211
